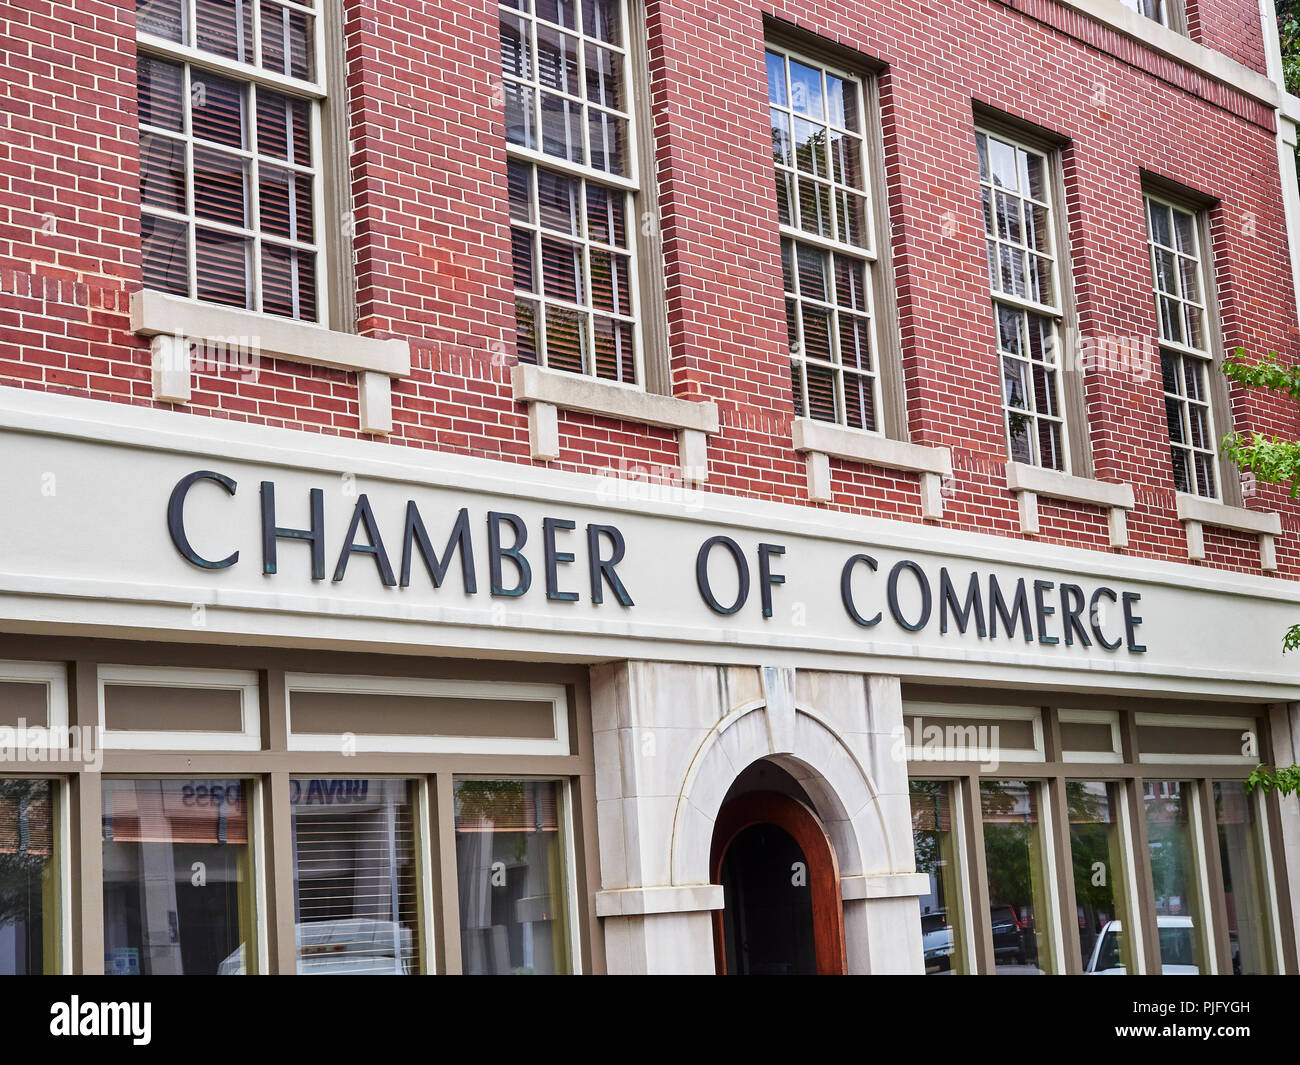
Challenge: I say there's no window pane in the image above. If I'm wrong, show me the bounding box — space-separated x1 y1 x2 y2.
139 0 186 41
139 55 185 131
195 0 254 64
102 778 256 975
911 780 969 974
291 777 420 975
455 779 572 975
1214 782 1276 974
195 228 252 308
142 214 190 297
191 71 248 149
141 134 187 212
1142 780 1210 973
257 90 312 165
0 779 59 974
262 242 317 321
980 780 1057 974
1069 781 1138 974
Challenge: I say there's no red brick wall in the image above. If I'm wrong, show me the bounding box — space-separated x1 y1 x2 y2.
1186 0 1270 74
1 0 1296 582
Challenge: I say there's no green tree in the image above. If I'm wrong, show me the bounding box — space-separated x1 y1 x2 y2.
1219 351 1300 796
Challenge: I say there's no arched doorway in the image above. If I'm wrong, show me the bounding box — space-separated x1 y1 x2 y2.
710 789 846 975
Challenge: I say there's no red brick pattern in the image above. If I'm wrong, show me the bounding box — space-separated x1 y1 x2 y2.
0 0 1296 582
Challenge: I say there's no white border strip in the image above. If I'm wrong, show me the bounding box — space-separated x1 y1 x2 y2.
284 674 570 756
98 665 262 751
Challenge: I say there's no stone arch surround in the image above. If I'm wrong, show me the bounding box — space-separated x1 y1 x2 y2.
590 661 929 974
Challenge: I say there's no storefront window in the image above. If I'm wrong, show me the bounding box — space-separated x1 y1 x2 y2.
1068 781 1137 974
980 779 1057 973
455 778 572 974
1142 780 1210 973
1214 781 1276 974
291 777 421 975
910 779 968 974
102 778 256 975
0 779 59 974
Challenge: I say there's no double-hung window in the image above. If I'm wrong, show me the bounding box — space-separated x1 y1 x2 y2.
768 46 882 432
1143 194 1222 500
137 0 325 321
500 0 641 385
1118 0 1169 25
977 129 1069 471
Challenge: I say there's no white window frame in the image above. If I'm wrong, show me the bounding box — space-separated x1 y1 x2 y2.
0 660 68 731
977 127 1071 473
137 0 330 324
500 0 645 387
97 665 262 751
284 674 570 755
769 43 884 434
1144 191 1222 501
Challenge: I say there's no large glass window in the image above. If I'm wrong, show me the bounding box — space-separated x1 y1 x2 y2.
1143 194 1219 499
1214 781 1277 974
455 778 573 974
1069 781 1139 974
980 779 1058 973
977 130 1068 470
768 46 881 431
0 779 60 974
290 777 421 974
501 0 641 384
137 0 323 319
1142 780 1211 973
910 779 969 974
102 778 257 975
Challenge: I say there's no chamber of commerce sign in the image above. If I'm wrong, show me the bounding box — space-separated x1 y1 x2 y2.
168 470 1148 654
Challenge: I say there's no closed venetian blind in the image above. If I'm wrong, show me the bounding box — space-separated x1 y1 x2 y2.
291 778 420 975
0 780 53 857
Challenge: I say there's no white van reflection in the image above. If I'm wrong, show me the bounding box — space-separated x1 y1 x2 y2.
218 919 415 975
1084 915 1200 974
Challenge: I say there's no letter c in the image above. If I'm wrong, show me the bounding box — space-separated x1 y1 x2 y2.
168 471 239 569
841 554 882 627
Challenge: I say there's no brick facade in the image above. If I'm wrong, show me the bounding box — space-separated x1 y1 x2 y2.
1 0 1296 578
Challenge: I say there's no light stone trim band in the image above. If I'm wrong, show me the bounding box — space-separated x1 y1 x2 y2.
131 289 412 435
791 416 954 517
1176 492 1282 571
1005 461 1136 548
512 363 721 483
593 884 725 917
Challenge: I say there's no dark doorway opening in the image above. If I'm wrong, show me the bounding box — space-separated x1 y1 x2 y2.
710 787 846 975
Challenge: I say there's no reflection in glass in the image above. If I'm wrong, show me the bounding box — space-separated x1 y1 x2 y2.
291 777 420 974
980 780 1056 974
455 779 571 974
910 780 968 974
1214 781 1276 974
102 778 256 975
1142 780 1209 973
1069 781 1137 974
0 779 59 974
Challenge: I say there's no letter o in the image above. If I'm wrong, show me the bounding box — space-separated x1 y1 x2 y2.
696 536 750 615
887 560 933 632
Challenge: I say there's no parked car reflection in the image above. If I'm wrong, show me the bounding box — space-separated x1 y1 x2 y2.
1084 915 1200 974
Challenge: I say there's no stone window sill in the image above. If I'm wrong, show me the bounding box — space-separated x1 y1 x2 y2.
130 289 411 434
1005 461 1136 549
791 417 954 517
1175 493 1281 571
512 363 721 482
